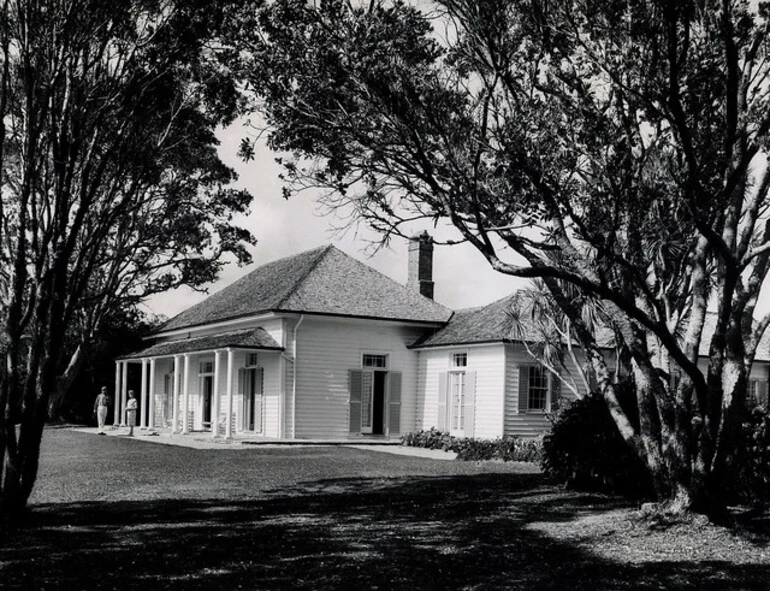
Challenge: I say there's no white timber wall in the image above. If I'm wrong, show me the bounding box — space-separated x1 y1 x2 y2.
753 361 770 380
415 345 506 439
503 344 592 438
293 318 423 439
415 348 446 432
697 358 770 380
259 351 281 437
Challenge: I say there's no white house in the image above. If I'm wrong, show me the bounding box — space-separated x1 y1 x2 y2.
115 235 770 440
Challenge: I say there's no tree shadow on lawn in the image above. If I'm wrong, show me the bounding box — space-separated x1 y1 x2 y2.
2 473 768 590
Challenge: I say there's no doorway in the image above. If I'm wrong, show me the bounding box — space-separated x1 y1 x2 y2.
243 367 263 433
372 371 386 435
200 375 213 428
361 370 387 435
448 371 466 435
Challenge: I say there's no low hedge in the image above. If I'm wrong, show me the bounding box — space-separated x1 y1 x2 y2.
400 428 544 463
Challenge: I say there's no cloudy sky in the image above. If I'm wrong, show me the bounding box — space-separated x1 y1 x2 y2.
145 124 527 320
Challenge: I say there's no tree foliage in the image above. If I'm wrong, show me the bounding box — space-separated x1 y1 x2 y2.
0 0 255 518
235 0 770 515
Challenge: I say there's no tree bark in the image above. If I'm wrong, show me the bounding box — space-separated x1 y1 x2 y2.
47 343 88 422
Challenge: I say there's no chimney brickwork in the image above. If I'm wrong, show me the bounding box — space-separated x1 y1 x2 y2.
407 231 434 300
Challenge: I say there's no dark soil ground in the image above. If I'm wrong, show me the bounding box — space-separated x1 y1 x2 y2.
1 427 768 590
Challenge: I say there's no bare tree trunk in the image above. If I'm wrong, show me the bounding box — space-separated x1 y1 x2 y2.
47 343 87 422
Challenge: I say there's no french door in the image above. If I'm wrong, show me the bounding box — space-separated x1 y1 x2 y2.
242 367 263 433
360 371 374 434
200 375 213 427
449 371 466 435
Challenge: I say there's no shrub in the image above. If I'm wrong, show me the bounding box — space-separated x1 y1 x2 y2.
499 436 545 463
730 408 770 505
452 438 498 461
542 388 654 500
400 427 454 451
400 429 544 463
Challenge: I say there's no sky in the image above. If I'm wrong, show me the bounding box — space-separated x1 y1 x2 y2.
145 124 526 320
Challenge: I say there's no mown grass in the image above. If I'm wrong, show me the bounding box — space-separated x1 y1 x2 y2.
1 427 768 590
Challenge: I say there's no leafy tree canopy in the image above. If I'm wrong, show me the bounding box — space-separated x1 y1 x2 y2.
234 0 770 515
0 0 255 517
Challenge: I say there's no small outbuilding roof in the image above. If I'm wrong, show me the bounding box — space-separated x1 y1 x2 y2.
118 328 283 360
411 293 543 349
412 293 770 362
157 245 451 333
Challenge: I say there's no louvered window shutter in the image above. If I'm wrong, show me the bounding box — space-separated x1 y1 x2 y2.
388 372 402 435
437 372 448 430
551 374 560 412
349 370 363 433
463 371 476 438
518 367 530 413
256 368 264 395
237 368 246 431
255 368 264 432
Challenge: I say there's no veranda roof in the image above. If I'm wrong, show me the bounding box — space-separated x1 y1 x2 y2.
118 328 283 360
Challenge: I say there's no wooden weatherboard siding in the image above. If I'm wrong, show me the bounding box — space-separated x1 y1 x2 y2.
503 344 589 437
416 345 506 439
293 318 422 439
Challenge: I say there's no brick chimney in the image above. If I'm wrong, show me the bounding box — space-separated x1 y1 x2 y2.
407 231 434 299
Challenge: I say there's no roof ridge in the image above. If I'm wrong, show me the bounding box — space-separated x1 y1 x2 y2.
274 244 334 309
456 292 518 314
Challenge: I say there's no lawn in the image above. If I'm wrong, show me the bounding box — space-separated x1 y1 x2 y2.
1 427 769 590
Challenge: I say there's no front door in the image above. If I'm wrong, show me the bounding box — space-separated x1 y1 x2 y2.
360 371 374 434
244 367 263 433
163 372 175 427
200 375 213 427
360 371 386 435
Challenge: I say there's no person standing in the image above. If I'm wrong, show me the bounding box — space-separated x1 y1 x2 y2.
125 390 138 437
93 386 110 435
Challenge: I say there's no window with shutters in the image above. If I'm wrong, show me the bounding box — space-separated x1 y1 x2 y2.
528 366 549 411
749 379 769 409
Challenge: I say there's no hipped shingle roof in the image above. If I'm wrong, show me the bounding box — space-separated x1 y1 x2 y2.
413 294 770 362
411 294 545 348
158 245 451 333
